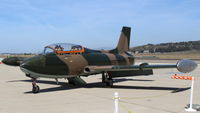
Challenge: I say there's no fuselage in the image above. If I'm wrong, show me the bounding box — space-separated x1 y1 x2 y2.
20 50 135 78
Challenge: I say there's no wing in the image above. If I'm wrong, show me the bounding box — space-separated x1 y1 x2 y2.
84 59 197 75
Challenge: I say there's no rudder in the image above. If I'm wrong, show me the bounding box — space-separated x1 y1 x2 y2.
110 26 131 53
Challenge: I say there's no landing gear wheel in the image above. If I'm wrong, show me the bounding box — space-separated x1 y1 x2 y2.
105 80 113 87
32 85 40 93
102 72 114 87
31 78 40 93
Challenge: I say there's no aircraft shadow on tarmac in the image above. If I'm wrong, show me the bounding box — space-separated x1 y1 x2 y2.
7 78 190 94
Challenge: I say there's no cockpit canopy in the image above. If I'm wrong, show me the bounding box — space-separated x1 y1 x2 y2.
43 43 85 54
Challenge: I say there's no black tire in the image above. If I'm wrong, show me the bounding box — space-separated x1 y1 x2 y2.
32 85 40 93
109 80 113 87
105 80 113 87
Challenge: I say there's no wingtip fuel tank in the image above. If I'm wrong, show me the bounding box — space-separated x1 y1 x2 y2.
176 59 198 73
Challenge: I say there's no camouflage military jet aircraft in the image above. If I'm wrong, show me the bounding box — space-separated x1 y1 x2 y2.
2 26 197 93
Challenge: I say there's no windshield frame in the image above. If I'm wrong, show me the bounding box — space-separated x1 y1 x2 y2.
43 43 85 55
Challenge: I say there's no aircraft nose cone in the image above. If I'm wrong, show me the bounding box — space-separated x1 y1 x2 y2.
20 57 41 69
20 55 45 73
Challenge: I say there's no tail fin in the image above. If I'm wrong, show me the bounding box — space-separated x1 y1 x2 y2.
110 26 131 54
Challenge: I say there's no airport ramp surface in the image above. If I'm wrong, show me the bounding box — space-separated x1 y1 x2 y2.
0 60 199 113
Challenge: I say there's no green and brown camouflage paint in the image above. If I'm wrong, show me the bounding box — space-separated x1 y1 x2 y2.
20 26 134 77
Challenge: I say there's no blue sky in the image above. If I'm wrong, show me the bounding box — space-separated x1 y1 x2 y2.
0 0 200 53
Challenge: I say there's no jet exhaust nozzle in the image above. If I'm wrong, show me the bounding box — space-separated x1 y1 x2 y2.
84 67 91 73
176 59 198 73
84 66 104 73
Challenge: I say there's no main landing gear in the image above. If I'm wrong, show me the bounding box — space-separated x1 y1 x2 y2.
32 78 40 93
102 72 113 87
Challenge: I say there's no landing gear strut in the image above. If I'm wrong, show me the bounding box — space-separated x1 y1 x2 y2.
32 78 40 93
102 72 113 87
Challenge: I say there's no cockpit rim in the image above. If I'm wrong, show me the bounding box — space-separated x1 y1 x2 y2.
43 43 85 55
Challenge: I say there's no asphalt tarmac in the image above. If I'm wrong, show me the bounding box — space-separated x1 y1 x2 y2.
0 58 199 113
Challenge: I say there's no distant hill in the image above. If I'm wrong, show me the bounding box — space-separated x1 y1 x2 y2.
130 40 200 53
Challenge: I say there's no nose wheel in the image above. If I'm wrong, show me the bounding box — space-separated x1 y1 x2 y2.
32 78 40 93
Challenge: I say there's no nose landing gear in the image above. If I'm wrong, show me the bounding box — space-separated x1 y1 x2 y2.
32 78 40 93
